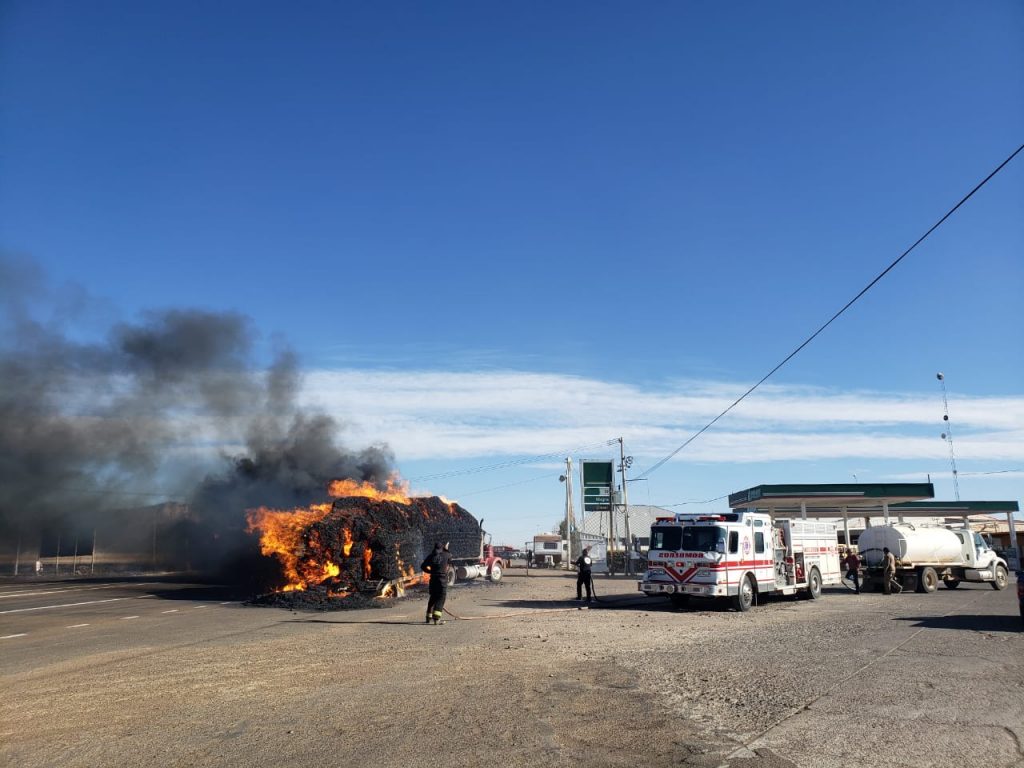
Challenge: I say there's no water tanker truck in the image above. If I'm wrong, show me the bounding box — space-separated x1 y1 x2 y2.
857 522 1009 593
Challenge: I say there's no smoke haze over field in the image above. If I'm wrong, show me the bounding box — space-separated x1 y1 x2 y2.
0 256 395 571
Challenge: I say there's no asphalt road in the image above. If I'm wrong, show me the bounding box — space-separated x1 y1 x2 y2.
2 572 1022 768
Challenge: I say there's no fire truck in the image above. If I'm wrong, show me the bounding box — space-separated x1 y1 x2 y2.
638 511 842 611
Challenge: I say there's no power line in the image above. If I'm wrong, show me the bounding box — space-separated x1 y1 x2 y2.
659 494 731 507
957 469 1021 477
452 471 564 498
638 142 1024 479
407 438 618 482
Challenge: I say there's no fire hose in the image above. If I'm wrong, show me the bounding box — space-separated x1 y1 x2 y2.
442 573 606 620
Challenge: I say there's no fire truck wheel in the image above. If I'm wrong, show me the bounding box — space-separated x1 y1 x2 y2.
916 567 938 593
991 565 1008 591
943 578 960 589
733 575 754 612
488 562 503 582
804 567 822 600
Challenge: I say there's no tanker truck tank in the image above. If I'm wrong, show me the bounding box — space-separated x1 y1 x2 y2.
857 522 1009 593
858 523 964 567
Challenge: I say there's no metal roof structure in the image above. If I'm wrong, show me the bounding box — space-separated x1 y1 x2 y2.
728 483 935 512
889 500 1020 517
726 483 1021 568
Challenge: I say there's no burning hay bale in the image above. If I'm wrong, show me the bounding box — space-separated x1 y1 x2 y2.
246 480 483 609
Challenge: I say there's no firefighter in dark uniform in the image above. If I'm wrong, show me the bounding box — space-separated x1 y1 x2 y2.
575 546 593 602
421 542 452 624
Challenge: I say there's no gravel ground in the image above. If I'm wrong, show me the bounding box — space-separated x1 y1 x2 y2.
3 568 1023 768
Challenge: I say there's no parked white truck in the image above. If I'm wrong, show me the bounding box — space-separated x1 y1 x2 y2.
638 511 841 611
857 522 1010 592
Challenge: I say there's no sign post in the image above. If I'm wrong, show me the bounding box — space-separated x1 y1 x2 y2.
581 460 614 573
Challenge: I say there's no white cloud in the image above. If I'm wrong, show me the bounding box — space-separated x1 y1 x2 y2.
302 369 1024 464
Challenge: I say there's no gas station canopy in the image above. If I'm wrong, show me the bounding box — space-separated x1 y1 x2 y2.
728 483 935 513
726 484 1020 568
888 500 1020 518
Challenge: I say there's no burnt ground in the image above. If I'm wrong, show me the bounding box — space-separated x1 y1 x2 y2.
2 568 1023 768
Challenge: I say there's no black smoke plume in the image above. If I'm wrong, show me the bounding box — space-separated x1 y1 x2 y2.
0 256 395 577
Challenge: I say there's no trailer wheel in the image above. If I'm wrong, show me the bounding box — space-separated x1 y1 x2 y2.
733 575 754 612
943 578 960 590
804 567 822 600
916 567 938 593
488 561 503 582
991 565 1008 591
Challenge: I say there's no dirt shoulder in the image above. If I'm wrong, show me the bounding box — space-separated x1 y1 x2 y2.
3 569 1022 768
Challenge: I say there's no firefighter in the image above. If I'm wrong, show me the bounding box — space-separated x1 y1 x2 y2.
575 546 593 602
882 546 898 595
843 550 861 594
421 542 452 624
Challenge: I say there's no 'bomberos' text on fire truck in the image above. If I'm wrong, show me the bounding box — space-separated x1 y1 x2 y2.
639 511 841 611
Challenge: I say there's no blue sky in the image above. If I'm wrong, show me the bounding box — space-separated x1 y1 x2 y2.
2 2 1023 545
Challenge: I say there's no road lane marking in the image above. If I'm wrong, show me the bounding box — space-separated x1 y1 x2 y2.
1 633 28 639
121 616 139 620
0 582 154 599
0 597 126 614
67 624 90 628
195 605 208 609
219 601 233 605
161 609 178 613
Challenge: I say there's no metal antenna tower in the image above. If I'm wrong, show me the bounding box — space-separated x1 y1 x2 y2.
936 372 961 501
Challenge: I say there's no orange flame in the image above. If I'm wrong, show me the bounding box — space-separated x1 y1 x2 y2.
342 528 354 556
362 547 373 580
246 477 454 596
246 502 334 591
328 477 411 503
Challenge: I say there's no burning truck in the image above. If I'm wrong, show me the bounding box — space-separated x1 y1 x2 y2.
246 479 504 607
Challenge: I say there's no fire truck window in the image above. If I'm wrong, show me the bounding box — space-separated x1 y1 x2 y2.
680 526 726 552
728 531 739 554
754 532 765 553
650 526 682 551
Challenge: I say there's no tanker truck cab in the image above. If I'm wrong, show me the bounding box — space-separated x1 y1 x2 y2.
639 511 840 612
957 528 1007 584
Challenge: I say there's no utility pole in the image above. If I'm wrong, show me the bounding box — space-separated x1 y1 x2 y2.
937 373 961 501
618 437 633 576
562 457 574 568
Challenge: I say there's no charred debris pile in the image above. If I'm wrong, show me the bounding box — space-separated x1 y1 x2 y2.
249 492 483 611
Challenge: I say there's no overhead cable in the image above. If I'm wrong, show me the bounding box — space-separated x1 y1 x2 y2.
638 142 1024 479
407 438 618 482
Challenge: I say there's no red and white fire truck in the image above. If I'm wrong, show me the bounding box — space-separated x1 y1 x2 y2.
638 511 841 611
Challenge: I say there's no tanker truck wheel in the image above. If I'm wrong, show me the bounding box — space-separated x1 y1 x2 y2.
488 561 503 582
943 578 960 589
733 575 755 612
991 565 1008 591
916 567 938 593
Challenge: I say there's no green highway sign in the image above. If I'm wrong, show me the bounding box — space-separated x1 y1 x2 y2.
581 460 613 513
